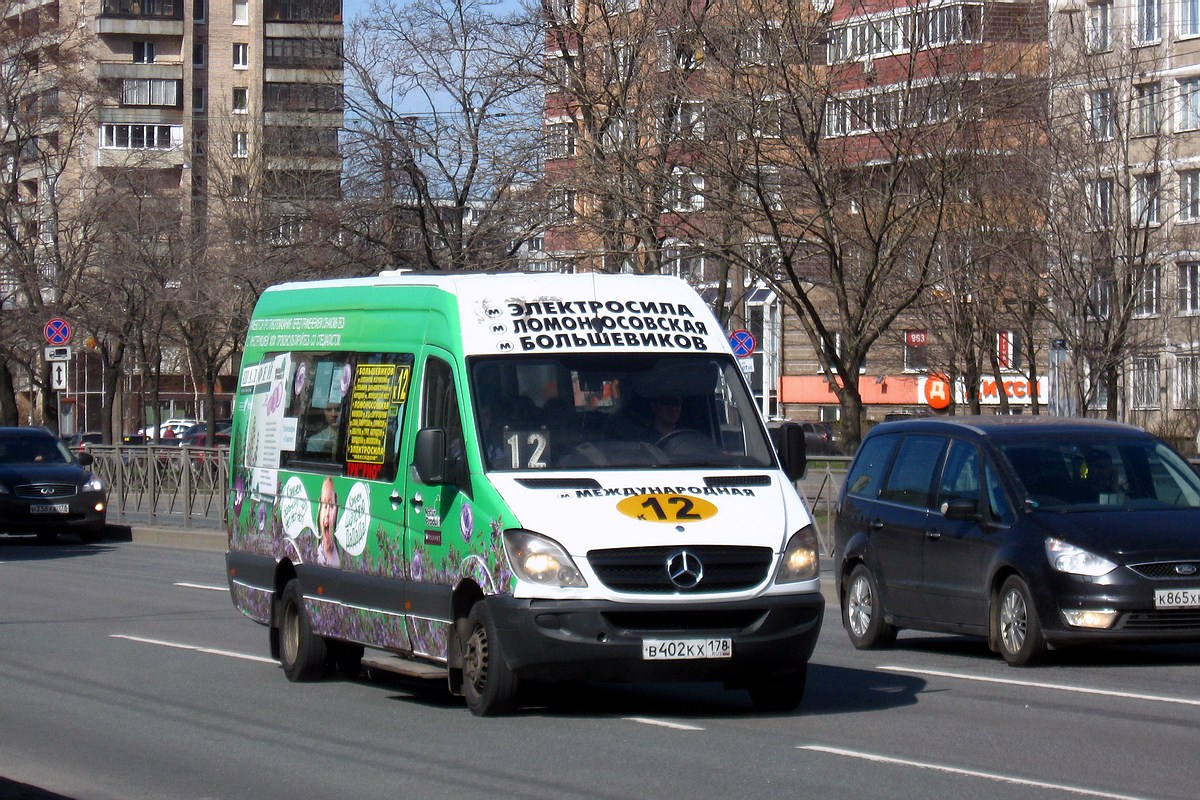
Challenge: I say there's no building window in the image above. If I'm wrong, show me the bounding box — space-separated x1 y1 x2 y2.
122 78 180 107
1179 262 1200 314
1177 355 1200 408
1089 89 1114 141
663 99 705 141
192 87 205 112
132 41 156 64
100 123 178 149
234 131 248 157
232 175 249 199
1185 0 1200 36
551 188 576 222
1088 178 1113 229
1137 0 1161 42
737 24 782 66
1134 173 1161 225
1132 356 1160 409
195 0 206 22
233 43 249 68
665 168 704 211
1087 0 1112 51
547 0 574 20
1181 78 1200 131
193 43 206 68
904 330 929 371
657 29 705 71
603 41 634 82
233 87 248 113
1134 83 1160 135
233 0 248 24
546 122 575 159
663 246 708 283
1134 265 1160 317
1182 170 1200 222
1090 277 1114 319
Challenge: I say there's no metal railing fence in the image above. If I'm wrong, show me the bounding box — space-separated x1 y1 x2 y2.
87 445 228 530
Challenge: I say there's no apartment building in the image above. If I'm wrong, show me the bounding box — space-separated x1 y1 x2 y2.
2 0 343 431
1048 0 1200 446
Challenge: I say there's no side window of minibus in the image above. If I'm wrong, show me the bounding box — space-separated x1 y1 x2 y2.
422 357 465 458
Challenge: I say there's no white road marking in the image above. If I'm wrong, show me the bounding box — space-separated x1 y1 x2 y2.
175 582 228 594
799 745 1150 800
110 634 275 664
623 717 705 731
880 665 1200 707
173 582 228 592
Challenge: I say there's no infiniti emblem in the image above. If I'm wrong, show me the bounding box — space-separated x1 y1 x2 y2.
39 487 53 495
1176 564 1198 576
666 550 704 590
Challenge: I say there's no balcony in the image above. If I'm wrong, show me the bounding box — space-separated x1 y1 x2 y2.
97 0 184 35
97 60 184 80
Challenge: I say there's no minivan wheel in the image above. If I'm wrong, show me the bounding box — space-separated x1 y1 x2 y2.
996 576 1045 666
279 579 327 681
843 564 897 649
461 601 518 716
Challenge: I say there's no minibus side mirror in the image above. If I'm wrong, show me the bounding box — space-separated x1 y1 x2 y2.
414 428 446 484
770 422 807 482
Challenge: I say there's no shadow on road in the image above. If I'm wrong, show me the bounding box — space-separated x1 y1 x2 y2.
880 630 1200 668
361 660 927 719
0 776 75 800
0 525 132 560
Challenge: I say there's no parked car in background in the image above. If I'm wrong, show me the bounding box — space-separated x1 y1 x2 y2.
0 427 107 543
63 431 104 454
139 418 199 440
835 416 1200 665
177 420 232 446
800 421 842 455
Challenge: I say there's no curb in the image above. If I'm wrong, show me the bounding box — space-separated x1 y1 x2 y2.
107 524 228 552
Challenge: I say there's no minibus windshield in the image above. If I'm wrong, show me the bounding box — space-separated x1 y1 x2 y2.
469 353 776 471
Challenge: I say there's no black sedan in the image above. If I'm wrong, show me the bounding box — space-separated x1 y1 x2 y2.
0 427 107 543
834 416 1200 665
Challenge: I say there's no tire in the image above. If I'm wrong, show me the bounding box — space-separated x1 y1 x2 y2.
747 663 808 713
843 564 898 649
461 601 518 716
995 575 1045 666
278 579 327 682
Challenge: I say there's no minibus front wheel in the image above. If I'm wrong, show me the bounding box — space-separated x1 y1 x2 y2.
461 601 518 716
279 579 327 681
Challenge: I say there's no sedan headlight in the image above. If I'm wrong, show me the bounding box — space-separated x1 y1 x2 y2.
1045 537 1116 577
502 530 588 588
775 526 820 584
0 483 9 495
82 475 104 493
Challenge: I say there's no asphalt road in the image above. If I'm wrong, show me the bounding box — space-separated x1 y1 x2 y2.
2 536 1199 800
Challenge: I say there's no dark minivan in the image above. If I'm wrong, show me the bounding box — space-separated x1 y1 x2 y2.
834 416 1200 665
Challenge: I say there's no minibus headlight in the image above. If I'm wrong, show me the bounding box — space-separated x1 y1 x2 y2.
1045 537 1116 577
775 526 820 584
503 530 588 588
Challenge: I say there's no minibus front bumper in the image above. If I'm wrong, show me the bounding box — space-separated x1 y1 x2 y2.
486 592 824 684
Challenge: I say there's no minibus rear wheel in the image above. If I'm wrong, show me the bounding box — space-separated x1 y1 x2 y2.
461 601 518 716
279 579 327 681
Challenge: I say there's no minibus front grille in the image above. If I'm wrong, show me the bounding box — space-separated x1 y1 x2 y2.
587 546 773 593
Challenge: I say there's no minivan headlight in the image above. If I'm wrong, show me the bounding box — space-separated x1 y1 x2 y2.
1045 537 1116 577
775 526 820 584
503 530 588 588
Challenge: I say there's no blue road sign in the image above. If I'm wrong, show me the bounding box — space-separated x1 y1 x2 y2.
44 318 72 345
729 329 756 357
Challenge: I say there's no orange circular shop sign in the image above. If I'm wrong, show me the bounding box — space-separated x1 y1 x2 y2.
923 375 952 410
